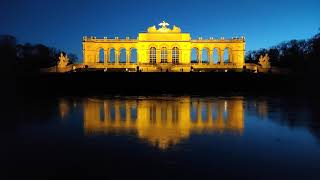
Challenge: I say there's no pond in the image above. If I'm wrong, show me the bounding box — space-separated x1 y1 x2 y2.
3 96 320 179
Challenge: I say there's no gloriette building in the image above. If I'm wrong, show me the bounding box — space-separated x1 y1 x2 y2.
82 21 245 72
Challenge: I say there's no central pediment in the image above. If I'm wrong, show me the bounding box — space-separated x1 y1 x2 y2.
147 21 182 33
138 21 191 41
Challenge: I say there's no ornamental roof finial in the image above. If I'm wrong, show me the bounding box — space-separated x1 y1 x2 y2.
159 21 169 28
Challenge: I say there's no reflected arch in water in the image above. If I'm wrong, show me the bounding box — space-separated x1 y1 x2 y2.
81 97 244 149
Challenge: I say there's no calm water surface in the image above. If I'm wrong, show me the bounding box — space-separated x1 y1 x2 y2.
3 96 320 179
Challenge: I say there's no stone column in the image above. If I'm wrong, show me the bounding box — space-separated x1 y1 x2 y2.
167 106 172 123
198 50 202 64
118 50 123 63
217 102 224 128
115 101 120 124
219 50 224 64
156 49 161 64
156 106 161 125
108 50 112 63
146 49 150 64
95 51 99 63
104 101 110 122
189 49 192 64
178 50 182 64
125 102 131 126
208 51 213 64
207 103 213 122
114 49 119 64
126 49 130 64
230 51 234 64
168 49 172 63
104 50 108 64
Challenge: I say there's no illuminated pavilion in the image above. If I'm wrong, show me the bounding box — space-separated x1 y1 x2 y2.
82 21 246 72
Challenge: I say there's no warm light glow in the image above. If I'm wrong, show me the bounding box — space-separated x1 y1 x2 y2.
81 22 245 72
59 98 70 119
80 97 244 149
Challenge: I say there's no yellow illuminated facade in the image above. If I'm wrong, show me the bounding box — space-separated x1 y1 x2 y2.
82 97 244 149
82 21 246 72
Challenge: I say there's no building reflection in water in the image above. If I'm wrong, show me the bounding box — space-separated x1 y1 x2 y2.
81 97 244 149
59 98 70 120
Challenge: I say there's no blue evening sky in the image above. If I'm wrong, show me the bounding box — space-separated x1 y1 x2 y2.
1 0 319 60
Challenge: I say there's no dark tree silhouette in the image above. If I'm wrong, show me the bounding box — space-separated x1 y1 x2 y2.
0 35 17 73
0 35 76 74
245 31 320 75
68 53 78 64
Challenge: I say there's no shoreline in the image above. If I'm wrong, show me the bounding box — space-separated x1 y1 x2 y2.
13 71 310 97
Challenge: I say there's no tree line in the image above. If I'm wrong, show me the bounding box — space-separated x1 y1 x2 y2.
245 30 320 75
0 35 78 73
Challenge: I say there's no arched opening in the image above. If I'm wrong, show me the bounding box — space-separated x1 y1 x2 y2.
119 48 126 63
109 48 116 63
98 48 104 63
212 48 219 64
110 103 115 122
190 102 198 122
160 47 168 63
99 102 104 121
149 47 156 64
211 104 218 122
202 48 209 64
172 47 179 64
131 105 137 122
120 103 126 121
201 103 208 122
191 48 199 63
130 48 137 63
223 48 230 63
